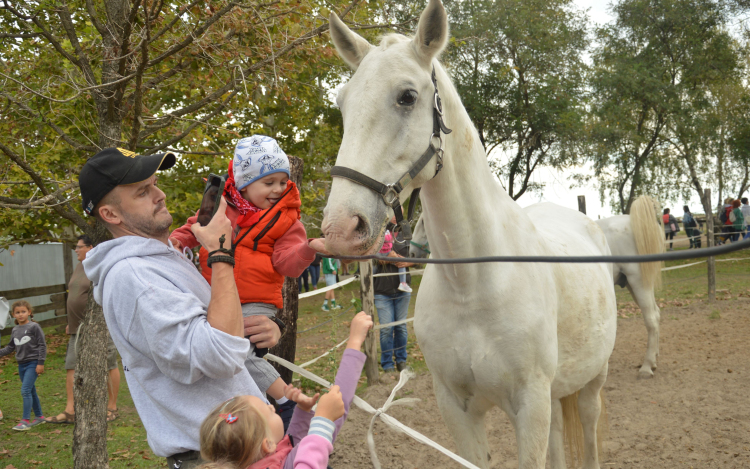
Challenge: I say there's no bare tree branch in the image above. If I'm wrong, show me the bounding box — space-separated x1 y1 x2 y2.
148 0 203 45
54 4 98 87
0 32 42 38
0 181 79 209
84 0 108 38
129 2 150 151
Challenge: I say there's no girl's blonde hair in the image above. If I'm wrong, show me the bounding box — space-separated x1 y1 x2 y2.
11 300 33 325
198 397 271 469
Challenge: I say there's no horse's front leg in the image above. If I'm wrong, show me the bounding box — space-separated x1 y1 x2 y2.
509 381 552 469
433 376 492 468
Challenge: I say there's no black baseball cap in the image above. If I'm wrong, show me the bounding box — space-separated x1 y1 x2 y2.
79 147 176 215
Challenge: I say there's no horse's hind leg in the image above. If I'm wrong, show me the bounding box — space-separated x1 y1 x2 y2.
577 364 608 469
548 398 567 469
433 377 491 468
627 283 660 379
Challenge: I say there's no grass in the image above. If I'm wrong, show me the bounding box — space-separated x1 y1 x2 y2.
0 327 161 468
0 236 747 467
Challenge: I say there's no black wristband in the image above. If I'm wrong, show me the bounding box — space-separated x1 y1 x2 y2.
208 234 234 257
270 315 286 333
206 255 235 267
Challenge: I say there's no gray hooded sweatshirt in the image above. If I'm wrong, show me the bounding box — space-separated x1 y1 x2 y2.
83 236 264 457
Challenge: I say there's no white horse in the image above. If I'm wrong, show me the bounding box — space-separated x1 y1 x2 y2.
322 2 617 468
595 196 664 379
411 195 664 380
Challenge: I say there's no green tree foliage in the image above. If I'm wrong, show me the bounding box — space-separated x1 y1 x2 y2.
0 0 376 246
444 0 589 199
590 0 740 213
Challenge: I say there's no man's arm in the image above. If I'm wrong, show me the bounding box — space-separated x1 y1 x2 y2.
191 197 243 337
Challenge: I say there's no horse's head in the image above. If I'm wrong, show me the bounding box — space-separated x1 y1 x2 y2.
322 0 450 255
409 214 430 259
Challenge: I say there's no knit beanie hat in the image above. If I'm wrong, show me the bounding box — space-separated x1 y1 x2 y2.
233 135 290 190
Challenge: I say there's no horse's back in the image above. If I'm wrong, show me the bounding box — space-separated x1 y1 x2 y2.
523 202 610 257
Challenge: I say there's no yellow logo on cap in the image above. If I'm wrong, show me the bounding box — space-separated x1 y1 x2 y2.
117 148 136 158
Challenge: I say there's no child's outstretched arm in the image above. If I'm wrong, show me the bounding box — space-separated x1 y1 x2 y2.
169 210 201 251
271 221 327 277
290 312 372 469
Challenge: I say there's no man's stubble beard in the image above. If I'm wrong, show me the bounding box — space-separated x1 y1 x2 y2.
123 205 173 239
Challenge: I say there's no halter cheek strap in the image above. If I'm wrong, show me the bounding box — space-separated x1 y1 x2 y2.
330 67 452 243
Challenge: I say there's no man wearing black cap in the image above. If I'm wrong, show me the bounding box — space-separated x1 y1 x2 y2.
79 148 280 468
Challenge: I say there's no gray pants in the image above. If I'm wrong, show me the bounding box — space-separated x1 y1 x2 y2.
242 303 281 394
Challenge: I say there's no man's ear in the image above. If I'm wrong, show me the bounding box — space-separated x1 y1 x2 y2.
97 203 121 226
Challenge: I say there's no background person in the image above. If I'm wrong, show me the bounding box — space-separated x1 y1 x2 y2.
309 254 322 290
46 235 120 424
742 198 750 240
373 219 415 373
79 147 280 468
0 301 47 431
663 208 679 251
321 257 342 311
729 199 745 242
682 206 700 249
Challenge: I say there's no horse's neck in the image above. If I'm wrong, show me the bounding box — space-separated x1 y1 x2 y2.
420 68 537 259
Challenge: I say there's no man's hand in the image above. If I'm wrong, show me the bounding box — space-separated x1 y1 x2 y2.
36 364 44 375
387 249 414 268
243 316 281 348
65 325 69 335
315 385 345 421
284 384 320 412
191 196 232 253
347 311 373 351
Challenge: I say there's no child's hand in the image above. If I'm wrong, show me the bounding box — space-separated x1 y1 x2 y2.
283 384 320 412
346 312 373 351
170 238 183 251
308 238 330 255
315 385 345 422
36 364 44 375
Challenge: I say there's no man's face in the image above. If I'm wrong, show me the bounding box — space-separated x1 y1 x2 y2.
103 176 173 239
74 240 93 262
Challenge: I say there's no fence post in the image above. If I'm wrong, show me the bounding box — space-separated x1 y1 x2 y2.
61 240 74 316
704 188 716 302
577 195 586 214
270 155 303 384
359 260 379 384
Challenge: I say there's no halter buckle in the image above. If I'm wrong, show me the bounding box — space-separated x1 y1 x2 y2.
382 184 400 206
433 91 444 116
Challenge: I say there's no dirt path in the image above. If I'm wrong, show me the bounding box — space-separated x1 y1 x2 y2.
330 298 750 468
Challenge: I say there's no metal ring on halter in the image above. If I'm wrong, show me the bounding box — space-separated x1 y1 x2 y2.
433 92 444 116
429 133 443 152
382 184 400 206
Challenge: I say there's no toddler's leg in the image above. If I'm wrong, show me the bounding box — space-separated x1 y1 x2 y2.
244 349 282 396
398 267 406 284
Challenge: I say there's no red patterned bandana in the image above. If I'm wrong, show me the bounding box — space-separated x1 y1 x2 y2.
226 161 263 228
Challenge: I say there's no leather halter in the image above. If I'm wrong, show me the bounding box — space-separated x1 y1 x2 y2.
330 67 452 242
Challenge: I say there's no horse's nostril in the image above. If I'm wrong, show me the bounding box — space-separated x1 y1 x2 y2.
354 215 367 234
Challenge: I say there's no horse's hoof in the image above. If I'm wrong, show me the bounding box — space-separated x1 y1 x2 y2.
637 369 654 379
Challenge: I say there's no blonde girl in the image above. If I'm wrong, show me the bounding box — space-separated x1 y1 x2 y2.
199 312 372 469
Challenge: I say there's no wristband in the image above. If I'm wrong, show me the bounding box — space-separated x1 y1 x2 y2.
270 315 286 334
208 234 234 257
206 255 235 267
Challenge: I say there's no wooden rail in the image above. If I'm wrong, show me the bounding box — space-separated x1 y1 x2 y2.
1 284 68 338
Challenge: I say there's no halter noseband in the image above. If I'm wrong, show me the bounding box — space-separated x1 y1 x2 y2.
330 67 452 242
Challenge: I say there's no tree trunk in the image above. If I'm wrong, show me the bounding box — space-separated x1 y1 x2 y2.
359 260 379 385
73 291 111 469
269 156 303 384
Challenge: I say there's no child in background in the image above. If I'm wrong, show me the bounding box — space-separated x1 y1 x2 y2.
170 135 328 425
380 229 412 293
197 312 372 469
0 300 47 431
320 257 342 311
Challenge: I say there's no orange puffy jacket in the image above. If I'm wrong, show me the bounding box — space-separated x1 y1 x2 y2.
199 181 301 308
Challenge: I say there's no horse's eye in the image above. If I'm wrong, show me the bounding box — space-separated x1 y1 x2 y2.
397 90 417 106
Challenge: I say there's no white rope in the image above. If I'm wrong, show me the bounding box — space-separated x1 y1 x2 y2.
298 338 349 368
299 276 358 299
264 354 482 469
660 256 750 271
374 317 415 330
372 269 425 278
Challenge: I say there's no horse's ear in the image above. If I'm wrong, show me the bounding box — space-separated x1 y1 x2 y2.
330 13 371 70
412 0 449 66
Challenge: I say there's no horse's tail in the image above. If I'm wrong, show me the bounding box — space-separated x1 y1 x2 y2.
629 195 664 291
561 389 609 466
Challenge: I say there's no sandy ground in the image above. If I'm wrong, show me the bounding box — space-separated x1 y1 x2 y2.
329 298 750 468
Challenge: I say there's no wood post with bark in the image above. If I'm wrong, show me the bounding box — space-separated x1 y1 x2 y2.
359 260 379 385
705 188 716 302
577 195 586 214
270 156 303 384
73 292 111 469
